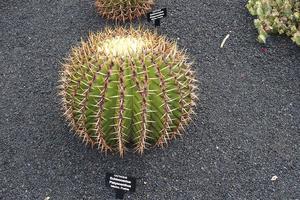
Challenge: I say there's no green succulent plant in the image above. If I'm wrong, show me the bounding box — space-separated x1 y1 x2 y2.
95 0 154 22
247 0 300 46
59 27 197 157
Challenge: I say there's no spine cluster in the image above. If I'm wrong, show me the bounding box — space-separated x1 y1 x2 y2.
95 0 154 22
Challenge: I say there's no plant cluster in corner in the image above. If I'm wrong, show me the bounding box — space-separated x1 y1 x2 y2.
247 0 300 46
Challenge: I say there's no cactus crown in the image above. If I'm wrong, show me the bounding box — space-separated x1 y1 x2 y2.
95 0 155 22
59 27 197 157
247 0 300 46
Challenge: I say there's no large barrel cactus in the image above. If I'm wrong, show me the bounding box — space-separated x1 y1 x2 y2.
95 0 154 22
59 27 197 157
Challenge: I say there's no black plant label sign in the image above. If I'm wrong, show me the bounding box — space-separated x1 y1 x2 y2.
105 173 136 199
147 8 167 27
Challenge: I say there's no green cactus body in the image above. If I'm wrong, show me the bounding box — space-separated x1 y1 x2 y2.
59 27 197 157
95 0 154 22
247 0 300 46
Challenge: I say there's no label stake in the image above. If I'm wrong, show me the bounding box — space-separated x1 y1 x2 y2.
147 8 167 27
105 173 137 199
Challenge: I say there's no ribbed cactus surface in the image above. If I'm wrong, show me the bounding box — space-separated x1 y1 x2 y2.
247 0 300 46
59 27 197 157
95 0 154 22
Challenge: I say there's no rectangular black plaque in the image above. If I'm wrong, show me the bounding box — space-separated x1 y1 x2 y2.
147 8 167 27
105 173 136 199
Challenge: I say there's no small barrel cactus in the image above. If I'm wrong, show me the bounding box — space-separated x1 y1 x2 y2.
59 27 197 157
247 0 300 46
95 0 154 22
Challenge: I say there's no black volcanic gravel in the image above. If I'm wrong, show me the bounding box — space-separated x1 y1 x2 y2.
0 0 299 199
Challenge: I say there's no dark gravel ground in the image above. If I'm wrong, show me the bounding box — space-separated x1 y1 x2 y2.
1 0 299 199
